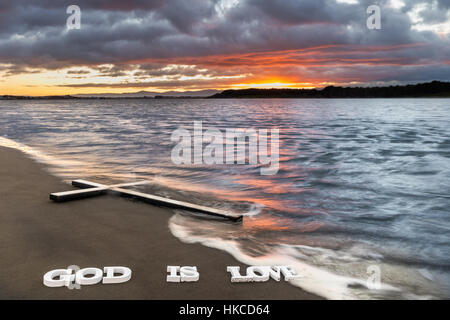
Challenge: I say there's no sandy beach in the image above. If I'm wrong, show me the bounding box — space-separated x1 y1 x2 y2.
0 146 320 299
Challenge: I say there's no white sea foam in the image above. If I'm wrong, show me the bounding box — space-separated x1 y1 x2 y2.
242 203 264 217
0 136 88 179
168 213 404 300
1 136 54 163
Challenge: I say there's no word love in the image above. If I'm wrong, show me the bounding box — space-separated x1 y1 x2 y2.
43 266 131 288
227 266 301 282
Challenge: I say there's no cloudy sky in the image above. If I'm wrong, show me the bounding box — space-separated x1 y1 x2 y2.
0 0 449 95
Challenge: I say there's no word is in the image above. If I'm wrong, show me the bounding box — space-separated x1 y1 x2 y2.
167 266 200 282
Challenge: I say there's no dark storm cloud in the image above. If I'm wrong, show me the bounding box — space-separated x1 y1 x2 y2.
0 0 449 87
244 0 358 25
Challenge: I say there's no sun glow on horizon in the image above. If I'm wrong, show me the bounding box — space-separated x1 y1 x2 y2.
0 68 328 95
232 82 318 89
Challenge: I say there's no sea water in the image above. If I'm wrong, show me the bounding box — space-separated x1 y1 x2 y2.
1 98 449 299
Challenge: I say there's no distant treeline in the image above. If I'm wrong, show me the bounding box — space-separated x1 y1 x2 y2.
0 95 198 100
0 95 153 100
0 95 77 100
209 81 450 98
1 81 449 100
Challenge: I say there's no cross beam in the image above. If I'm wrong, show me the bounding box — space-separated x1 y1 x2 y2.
50 179 243 222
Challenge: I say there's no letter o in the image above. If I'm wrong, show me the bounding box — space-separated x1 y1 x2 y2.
75 268 103 285
247 266 269 282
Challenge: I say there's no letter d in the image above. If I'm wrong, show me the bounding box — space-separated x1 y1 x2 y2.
103 266 132 284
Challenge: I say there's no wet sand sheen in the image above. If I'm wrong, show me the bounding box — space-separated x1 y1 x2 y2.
0 146 320 299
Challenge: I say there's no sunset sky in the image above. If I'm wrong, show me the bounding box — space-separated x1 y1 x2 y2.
0 0 449 96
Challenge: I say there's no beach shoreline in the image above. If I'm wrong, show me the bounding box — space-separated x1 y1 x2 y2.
0 146 320 300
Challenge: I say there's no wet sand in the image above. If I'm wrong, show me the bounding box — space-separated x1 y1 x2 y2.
0 146 321 299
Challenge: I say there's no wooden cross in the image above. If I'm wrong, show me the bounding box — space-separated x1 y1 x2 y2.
50 179 243 222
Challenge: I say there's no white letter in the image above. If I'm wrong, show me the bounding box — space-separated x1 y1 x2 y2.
171 128 192 164
279 266 301 281
268 266 282 281
366 5 381 30
225 128 258 165
259 129 279 175
180 266 199 282
66 265 81 289
66 5 81 30
227 266 251 282
167 265 181 282
247 266 270 282
366 265 381 289
193 121 203 164
75 268 103 285
43 269 75 288
236 129 258 164
203 128 224 165
225 129 238 164
103 266 132 284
